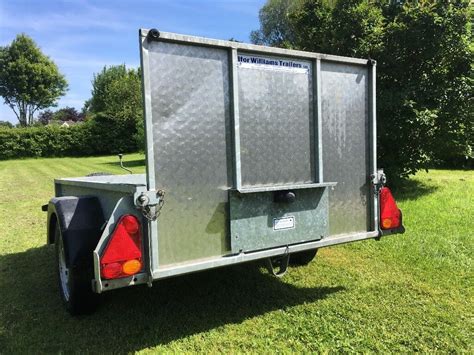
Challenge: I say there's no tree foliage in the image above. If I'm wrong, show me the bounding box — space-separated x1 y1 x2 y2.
84 65 144 149
252 0 473 178
85 65 142 120
52 106 84 122
250 0 302 48
37 109 54 125
376 1 473 176
0 34 68 126
251 0 338 48
290 0 333 52
37 107 84 125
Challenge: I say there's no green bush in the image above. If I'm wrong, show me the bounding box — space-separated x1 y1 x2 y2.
84 113 139 155
0 115 138 160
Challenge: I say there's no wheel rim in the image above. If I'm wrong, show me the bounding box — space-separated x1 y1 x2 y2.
57 234 70 301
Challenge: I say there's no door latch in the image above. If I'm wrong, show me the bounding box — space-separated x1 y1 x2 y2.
371 169 386 195
135 189 165 221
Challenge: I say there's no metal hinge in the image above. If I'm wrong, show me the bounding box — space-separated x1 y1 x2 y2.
135 189 165 221
371 169 386 195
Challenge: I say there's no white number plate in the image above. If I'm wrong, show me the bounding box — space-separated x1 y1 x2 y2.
273 216 295 231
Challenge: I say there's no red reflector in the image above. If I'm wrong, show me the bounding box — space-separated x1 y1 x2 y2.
100 215 143 279
102 262 122 279
122 215 139 234
380 187 401 230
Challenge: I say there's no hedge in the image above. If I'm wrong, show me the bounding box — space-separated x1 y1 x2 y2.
0 115 138 160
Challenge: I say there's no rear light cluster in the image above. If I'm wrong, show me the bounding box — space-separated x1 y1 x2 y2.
100 215 143 279
379 187 401 230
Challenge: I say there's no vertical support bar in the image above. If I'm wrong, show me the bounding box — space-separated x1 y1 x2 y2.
313 59 324 183
139 30 159 274
229 47 242 190
368 60 378 232
139 31 156 191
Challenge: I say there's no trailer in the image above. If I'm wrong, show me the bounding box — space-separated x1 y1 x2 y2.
44 29 404 314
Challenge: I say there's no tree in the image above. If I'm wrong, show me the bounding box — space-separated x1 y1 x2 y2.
289 0 333 53
328 0 384 58
52 107 84 122
37 109 54 125
252 0 473 178
37 107 84 125
0 34 68 126
251 0 338 48
420 2 473 168
376 0 473 176
250 0 302 48
84 65 144 149
85 65 142 121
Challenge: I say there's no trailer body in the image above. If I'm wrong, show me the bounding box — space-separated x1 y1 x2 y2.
47 29 404 312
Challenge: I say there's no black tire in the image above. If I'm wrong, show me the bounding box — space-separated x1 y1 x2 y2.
289 249 318 266
86 172 112 177
54 223 100 315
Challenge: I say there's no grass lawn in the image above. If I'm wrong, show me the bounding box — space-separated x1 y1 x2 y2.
0 154 472 353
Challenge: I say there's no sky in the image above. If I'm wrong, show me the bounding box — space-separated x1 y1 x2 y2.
0 0 265 123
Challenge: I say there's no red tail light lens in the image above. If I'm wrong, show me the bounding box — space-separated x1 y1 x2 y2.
379 187 401 230
102 262 123 279
100 214 143 279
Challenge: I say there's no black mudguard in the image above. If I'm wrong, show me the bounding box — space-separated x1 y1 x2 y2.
46 196 105 268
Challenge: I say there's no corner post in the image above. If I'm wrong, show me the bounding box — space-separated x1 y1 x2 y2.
368 59 378 232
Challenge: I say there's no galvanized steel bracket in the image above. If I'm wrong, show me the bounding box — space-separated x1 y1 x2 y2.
134 189 165 221
266 251 290 278
371 169 386 195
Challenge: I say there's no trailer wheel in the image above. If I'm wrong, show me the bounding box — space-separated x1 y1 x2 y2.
54 223 99 315
289 249 318 266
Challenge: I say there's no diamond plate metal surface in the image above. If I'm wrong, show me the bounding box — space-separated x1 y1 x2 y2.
229 188 328 253
147 42 232 265
142 36 374 266
238 60 314 187
321 62 370 235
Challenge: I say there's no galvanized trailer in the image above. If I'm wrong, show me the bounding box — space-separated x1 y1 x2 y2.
45 29 404 314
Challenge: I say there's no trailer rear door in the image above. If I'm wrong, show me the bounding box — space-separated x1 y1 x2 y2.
139 30 377 269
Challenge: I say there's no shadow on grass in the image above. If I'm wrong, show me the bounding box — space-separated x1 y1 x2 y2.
393 178 438 202
102 158 146 168
0 246 343 353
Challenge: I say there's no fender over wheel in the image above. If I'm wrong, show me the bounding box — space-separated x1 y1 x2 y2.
54 222 100 315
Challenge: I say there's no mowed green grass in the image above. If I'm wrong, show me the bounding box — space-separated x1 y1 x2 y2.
0 155 472 353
